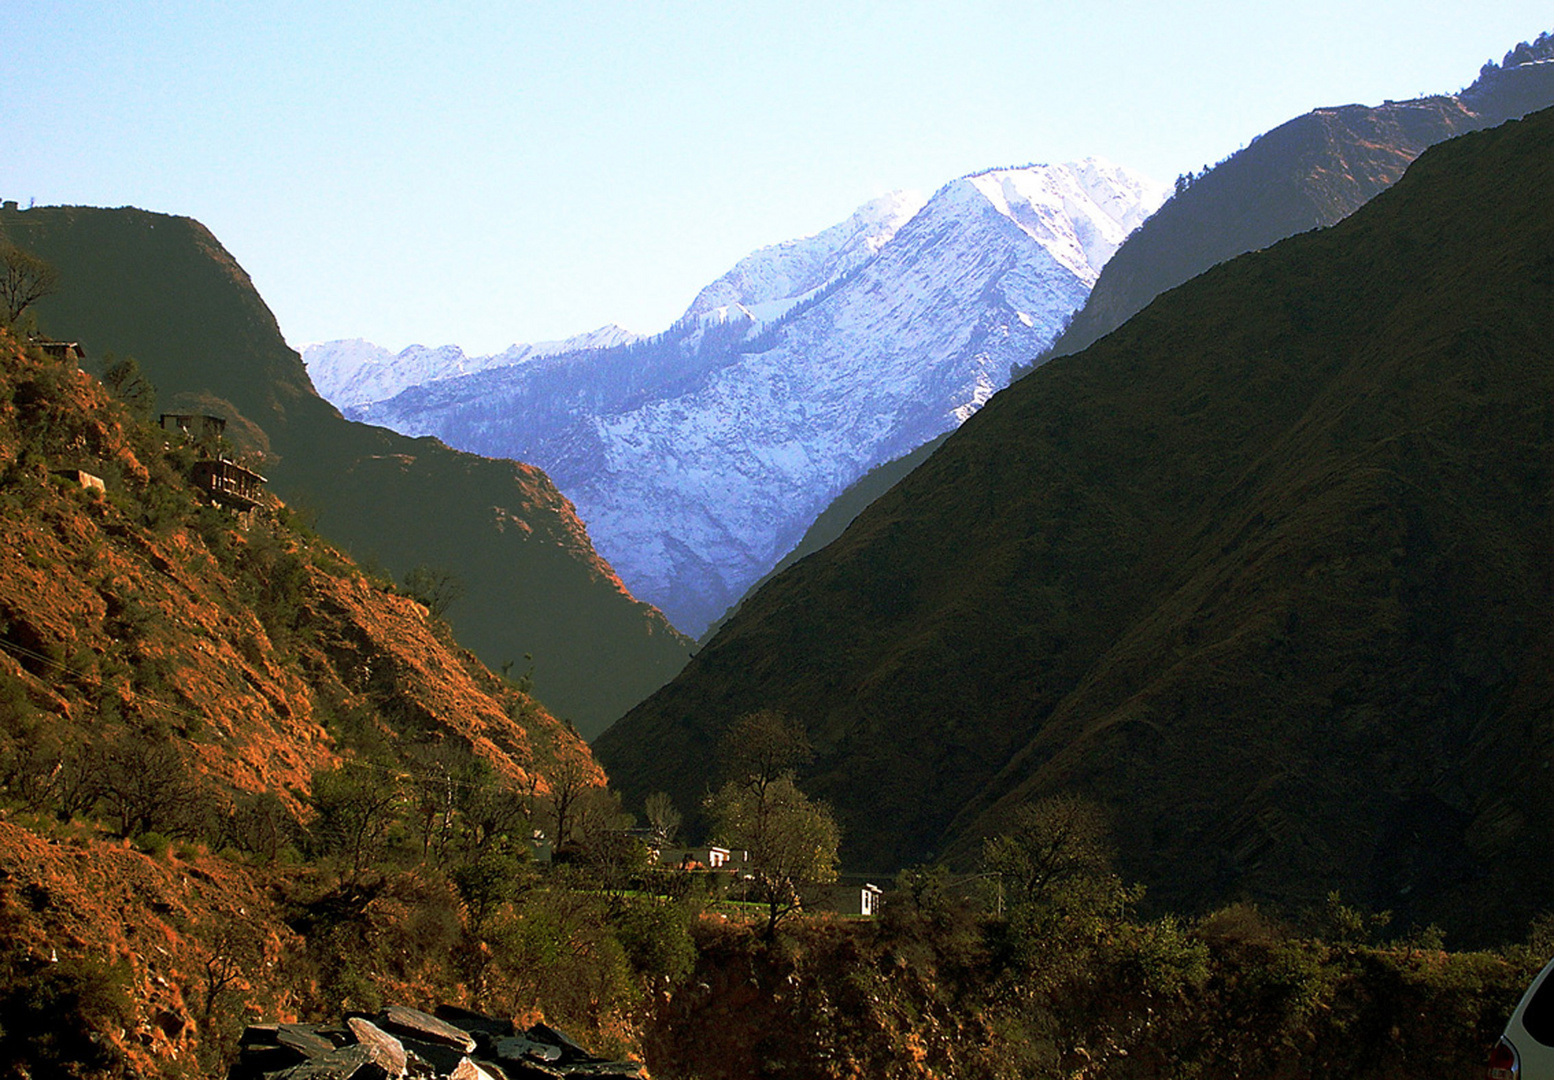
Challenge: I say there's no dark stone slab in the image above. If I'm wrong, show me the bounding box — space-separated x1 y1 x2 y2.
448 1060 502 1080
273 1044 391 1080
470 1059 513 1080
523 1024 597 1064
401 1049 446 1080
378 1005 477 1053
557 1064 644 1080
240 1024 282 1046
433 1004 515 1039
492 1060 564 1080
228 1044 307 1080
490 1036 561 1064
400 1035 466 1075
280 1025 344 1059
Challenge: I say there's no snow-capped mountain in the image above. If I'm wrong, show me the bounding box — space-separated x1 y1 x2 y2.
339 160 1167 635
683 189 927 324
303 324 641 409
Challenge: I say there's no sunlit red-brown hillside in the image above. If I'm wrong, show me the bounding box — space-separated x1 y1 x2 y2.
0 328 602 1074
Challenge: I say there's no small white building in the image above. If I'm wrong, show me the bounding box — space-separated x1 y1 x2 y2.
800 882 884 917
659 846 748 871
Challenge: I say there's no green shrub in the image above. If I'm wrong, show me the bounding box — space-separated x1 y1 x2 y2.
135 830 171 857
612 896 697 982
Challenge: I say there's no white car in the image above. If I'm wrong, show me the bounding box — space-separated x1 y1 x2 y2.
1492 957 1554 1078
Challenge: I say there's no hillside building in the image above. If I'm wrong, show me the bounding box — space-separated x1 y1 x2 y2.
27 337 85 365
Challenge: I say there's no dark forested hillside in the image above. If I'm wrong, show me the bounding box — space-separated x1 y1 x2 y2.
0 206 690 736
1044 49 1554 360
596 108 1554 944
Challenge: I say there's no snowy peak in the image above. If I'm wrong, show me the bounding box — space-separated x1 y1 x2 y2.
682 189 927 321
958 159 1169 286
317 155 1169 636
303 324 642 408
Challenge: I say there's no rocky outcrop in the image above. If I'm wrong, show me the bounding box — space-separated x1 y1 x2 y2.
231 1005 643 1080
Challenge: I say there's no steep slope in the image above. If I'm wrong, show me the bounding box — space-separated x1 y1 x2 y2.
681 190 927 322
595 109 1554 943
698 434 948 644
1047 48 1554 359
0 333 615 1076
351 161 1167 634
0 206 690 737
0 329 596 800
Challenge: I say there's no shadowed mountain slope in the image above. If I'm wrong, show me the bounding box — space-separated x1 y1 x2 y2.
698 433 948 645
1046 52 1554 359
0 206 690 736
595 109 1554 943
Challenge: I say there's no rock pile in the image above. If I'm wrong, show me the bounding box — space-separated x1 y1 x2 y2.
229 1004 644 1080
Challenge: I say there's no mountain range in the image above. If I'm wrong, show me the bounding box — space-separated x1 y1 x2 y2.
317 161 1168 634
305 325 642 411
595 105 1554 944
0 206 690 738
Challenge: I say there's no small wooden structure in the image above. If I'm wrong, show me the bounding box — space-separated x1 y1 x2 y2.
28 337 85 364
191 458 266 511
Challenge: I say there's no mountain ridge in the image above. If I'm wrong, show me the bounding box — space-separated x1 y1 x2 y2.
1045 50 1554 360
341 159 1167 634
594 106 1554 943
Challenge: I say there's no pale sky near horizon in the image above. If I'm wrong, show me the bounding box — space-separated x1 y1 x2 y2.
4 2 1548 355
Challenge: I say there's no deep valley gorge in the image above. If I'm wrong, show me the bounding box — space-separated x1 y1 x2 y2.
0 27 1549 1080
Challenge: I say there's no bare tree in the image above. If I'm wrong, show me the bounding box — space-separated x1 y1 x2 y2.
200 916 259 1020
643 791 682 848
309 760 407 877
401 565 465 620
716 709 812 803
705 776 839 937
980 793 1117 909
0 242 59 328
541 747 595 856
98 736 204 839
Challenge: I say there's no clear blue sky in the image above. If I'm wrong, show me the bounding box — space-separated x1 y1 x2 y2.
4 2 1547 354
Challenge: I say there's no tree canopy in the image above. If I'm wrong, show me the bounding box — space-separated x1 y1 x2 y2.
705 709 837 936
